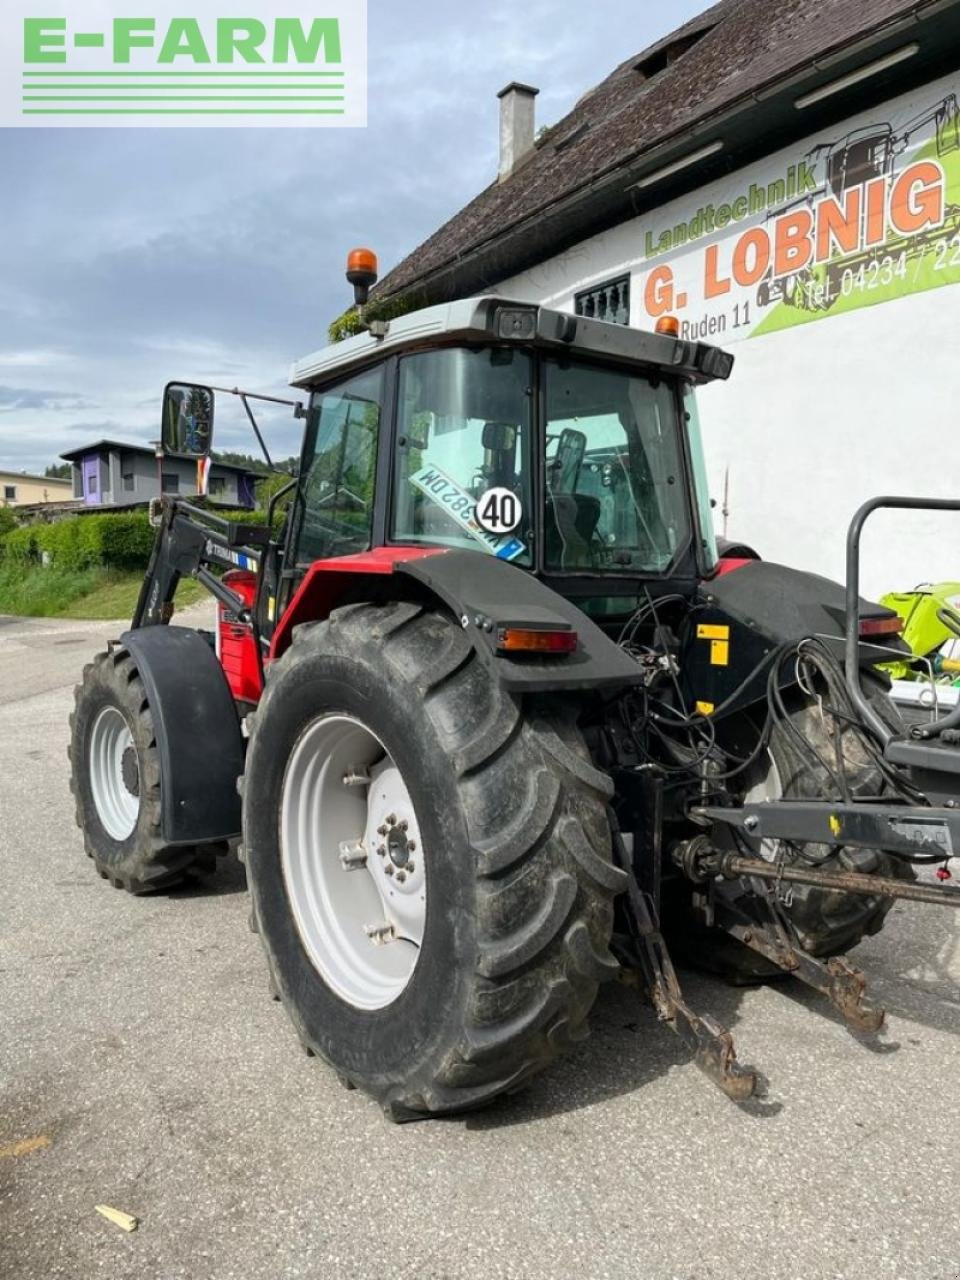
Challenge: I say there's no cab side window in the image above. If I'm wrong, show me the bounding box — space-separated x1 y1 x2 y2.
297 366 383 564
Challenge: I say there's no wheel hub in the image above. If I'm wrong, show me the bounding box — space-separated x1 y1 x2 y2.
384 818 413 869
121 745 140 797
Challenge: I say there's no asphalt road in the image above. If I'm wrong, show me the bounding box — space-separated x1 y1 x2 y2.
1 611 959 1280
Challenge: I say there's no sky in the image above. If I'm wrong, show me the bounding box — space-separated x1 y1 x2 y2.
0 0 709 474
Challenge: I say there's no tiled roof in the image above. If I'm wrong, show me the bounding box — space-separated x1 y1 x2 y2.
377 0 949 300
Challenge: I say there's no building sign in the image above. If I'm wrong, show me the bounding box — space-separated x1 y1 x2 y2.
635 75 960 342
1 0 366 128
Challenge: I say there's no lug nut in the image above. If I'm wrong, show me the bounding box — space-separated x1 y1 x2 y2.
408 840 417 852
377 825 387 837
399 820 408 832
396 871 407 884
386 813 396 825
377 844 386 857
407 863 415 874
385 864 395 876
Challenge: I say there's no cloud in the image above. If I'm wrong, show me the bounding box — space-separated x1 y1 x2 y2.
0 386 95 412
0 0 709 472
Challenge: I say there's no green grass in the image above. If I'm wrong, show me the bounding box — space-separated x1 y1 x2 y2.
0 564 207 620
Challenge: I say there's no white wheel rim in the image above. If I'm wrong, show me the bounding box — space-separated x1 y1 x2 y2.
89 705 140 841
280 714 427 1011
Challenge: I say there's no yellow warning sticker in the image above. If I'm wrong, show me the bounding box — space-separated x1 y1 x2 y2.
695 700 715 716
829 814 842 837
710 639 729 667
696 624 730 641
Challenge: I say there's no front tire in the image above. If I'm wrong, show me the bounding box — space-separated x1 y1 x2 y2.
242 602 626 1119
69 646 219 892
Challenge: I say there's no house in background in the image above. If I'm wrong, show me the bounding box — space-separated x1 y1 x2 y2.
60 440 259 509
0 469 73 508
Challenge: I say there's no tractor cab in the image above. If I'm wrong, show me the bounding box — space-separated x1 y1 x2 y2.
284 294 731 620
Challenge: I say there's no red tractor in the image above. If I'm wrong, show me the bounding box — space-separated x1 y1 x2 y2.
70 251 960 1119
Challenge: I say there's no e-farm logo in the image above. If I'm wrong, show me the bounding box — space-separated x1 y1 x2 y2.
3 1 366 127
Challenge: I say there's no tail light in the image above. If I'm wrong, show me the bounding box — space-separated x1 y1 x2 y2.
496 626 578 655
858 614 904 638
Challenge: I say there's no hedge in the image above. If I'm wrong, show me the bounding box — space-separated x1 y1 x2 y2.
0 506 270 573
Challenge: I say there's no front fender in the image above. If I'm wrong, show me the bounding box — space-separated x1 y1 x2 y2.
121 626 243 845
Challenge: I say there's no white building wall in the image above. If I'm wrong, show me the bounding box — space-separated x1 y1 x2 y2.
493 70 960 598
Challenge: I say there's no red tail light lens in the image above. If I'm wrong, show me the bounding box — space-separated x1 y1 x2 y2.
496 627 578 654
858 615 904 638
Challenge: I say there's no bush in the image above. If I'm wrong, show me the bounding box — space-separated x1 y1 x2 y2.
0 510 154 571
0 503 277 575
0 507 16 537
327 292 420 344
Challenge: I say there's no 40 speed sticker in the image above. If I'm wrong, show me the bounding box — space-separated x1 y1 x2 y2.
410 465 526 561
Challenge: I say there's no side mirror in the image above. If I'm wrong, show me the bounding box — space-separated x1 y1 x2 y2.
161 382 215 458
482 421 517 453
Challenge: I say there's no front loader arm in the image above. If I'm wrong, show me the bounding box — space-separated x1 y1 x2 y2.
132 498 267 629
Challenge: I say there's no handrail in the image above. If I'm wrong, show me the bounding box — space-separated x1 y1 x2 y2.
846 496 960 744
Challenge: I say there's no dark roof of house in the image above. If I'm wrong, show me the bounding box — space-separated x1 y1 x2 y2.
377 0 959 303
59 439 262 475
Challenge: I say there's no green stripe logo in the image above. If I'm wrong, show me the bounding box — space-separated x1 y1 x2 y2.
9 3 366 126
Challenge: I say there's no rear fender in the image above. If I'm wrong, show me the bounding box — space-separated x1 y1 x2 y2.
270 547 642 694
683 560 905 718
121 626 244 845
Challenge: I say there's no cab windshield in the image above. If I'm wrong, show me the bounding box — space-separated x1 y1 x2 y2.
392 346 535 565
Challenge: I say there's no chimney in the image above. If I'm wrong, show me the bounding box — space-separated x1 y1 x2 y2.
497 82 539 181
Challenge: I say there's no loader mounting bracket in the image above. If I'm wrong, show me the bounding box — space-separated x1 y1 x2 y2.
621 851 758 1101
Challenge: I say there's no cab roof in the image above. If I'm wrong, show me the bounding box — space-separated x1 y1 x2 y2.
290 296 734 390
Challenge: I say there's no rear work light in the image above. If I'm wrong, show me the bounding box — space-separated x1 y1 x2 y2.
858 615 905 638
496 626 578 655
497 307 537 339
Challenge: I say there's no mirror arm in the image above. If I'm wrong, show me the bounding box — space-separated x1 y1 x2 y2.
239 393 275 472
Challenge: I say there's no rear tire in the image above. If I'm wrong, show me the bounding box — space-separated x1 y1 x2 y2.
242 602 626 1119
69 646 221 892
684 679 915 975
742 680 913 956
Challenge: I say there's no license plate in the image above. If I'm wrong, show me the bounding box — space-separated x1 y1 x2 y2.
410 465 526 561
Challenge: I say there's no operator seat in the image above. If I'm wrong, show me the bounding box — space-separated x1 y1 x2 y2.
545 492 602 568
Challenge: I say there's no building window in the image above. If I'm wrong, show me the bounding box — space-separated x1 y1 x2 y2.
123 473 135 491
161 473 180 494
3 485 16 501
88 474 97 494
574 275 630 325
209 476 226 496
